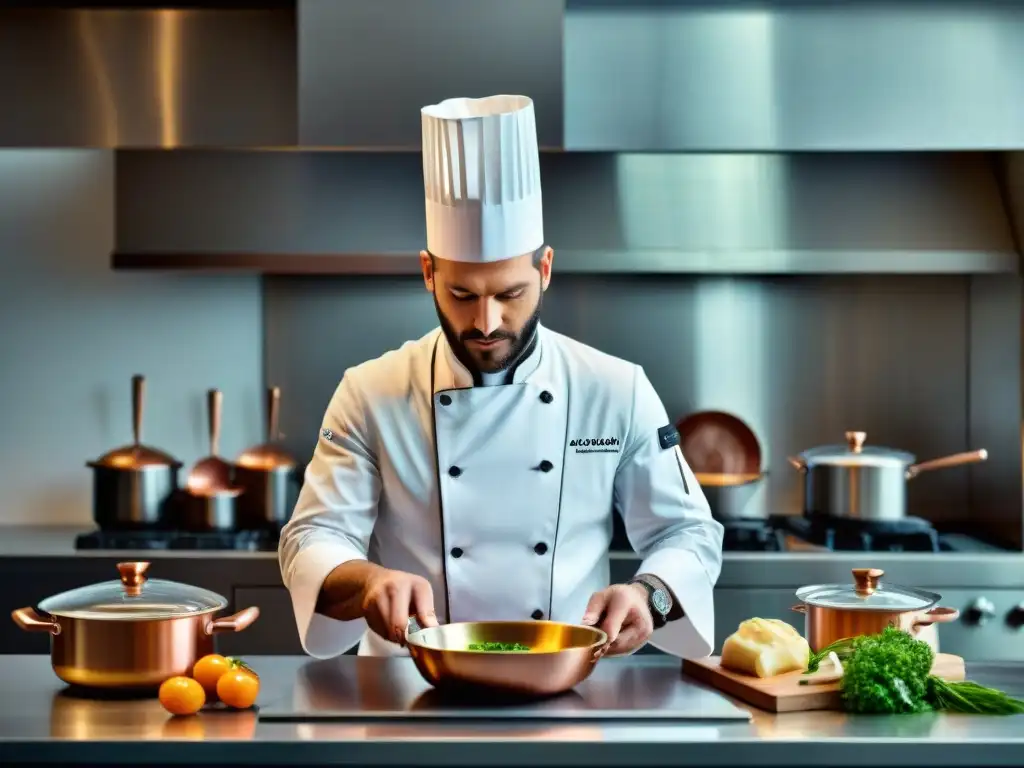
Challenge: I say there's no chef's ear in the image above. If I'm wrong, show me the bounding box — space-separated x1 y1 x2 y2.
538 246 554 291
420 250 435 292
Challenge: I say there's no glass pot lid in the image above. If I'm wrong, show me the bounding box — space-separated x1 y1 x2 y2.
799 431 915 469
37 562 227 620
795 568 939 612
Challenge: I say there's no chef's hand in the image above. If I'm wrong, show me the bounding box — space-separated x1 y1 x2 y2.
362 568 440 646
581 583 653 657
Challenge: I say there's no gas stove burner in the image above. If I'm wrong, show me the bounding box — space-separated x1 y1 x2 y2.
720 518 786 552
75 528 282 552
780 514 943 553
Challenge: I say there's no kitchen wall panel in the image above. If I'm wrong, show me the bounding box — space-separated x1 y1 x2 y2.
0 150 263 525
264 273 1007 529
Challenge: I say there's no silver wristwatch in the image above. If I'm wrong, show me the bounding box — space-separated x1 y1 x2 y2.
630 575 672 629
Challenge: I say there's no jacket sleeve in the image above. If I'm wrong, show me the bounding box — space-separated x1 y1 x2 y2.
278 372 380 658
613 366 724 659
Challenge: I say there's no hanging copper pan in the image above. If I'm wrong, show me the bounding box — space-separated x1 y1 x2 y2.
676 410 764 487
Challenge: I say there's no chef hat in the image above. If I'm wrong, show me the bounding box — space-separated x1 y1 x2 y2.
421 94 544 263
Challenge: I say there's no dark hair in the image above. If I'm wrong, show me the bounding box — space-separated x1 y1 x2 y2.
428 246 546 271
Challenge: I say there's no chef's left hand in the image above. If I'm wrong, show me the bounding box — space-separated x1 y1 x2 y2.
581 583 653 657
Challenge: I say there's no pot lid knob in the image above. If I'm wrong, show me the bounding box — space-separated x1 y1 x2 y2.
852 567 884 596
117 561 150 595
845 431 867 454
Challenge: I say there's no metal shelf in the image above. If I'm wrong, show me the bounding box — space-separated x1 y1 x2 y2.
112 249 1021 276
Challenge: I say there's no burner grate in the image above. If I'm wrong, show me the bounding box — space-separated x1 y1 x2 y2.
720 518 786 552
778 514 943 553
75 528 281 552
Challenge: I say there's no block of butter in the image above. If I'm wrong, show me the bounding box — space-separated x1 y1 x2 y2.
720 618 811 678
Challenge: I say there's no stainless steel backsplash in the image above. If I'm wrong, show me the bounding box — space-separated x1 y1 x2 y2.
264 273 1022 545
112 149 1024 545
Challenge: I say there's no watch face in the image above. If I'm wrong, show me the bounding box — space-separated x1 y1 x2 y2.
651 588 671 615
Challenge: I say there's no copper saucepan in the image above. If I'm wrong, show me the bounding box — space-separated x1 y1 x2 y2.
677 410 767 520
677 410 764 488
791 567 959 653
12 561 259 690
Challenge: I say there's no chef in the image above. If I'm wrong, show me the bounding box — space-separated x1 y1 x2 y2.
279 94 724 660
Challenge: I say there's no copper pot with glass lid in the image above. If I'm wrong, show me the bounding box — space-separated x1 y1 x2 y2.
787 431 987 521
86 374 181 529
10 561 259 690
792 568 959 653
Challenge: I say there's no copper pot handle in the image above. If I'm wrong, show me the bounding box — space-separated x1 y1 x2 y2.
208 388 223 457
791 604 807 614
206 606 260 635
912 606 960 629
11 607 61 635
906 450 988 480
267 386 281 443
787 457 807 473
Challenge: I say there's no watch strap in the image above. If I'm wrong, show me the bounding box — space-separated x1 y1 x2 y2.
630 576 670 629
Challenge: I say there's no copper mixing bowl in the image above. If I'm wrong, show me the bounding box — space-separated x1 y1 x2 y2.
405 620 607 697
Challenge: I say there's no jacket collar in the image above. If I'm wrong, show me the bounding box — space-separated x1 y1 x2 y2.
435 324 545 392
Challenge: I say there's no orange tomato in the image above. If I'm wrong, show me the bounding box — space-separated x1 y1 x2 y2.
192 654 232 697
216 668 260 710
158 676 206 716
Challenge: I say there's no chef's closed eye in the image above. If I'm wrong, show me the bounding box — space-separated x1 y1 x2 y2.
450 288 526 302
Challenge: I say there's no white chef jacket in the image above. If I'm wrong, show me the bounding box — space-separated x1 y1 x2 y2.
279 324 724 659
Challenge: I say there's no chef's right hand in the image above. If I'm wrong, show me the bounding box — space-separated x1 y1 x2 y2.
361 568 439 646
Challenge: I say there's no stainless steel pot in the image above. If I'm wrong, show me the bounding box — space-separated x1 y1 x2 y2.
181 487 243 531
11 561 259 690
787 431 988 521
87 375 181 529
234 386 299 528
792 567 959 653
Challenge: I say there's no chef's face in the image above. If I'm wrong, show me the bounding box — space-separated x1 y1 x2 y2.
421 247 553 374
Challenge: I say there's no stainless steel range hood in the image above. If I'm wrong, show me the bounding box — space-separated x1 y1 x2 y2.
0 5 296 148
564 1 1024 152
3 2 1024 152
113 150 1020 274
998 154 1024 253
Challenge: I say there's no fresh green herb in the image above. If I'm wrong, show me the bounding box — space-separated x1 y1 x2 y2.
840 626 934 714
928 678 1024 715
467 642 530 652
812 625 1024 715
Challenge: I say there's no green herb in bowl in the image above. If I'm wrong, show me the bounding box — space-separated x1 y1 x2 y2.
467 642 531 652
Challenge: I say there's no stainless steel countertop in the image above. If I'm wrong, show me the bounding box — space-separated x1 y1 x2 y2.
1 654 1024 766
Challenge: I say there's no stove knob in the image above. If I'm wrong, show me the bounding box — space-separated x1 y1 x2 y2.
964 597 996 626
1007 603 1024 630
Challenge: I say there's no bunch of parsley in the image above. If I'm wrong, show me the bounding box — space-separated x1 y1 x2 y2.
806 625 1024 715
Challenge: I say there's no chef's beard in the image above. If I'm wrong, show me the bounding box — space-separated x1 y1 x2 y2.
434 292 543 378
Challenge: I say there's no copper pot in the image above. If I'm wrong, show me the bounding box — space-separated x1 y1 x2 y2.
791 567 960 653
87 375 182 529
11 561 259 690
234 386 299 528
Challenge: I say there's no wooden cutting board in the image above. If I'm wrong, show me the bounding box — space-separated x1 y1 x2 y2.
682 653 965 713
